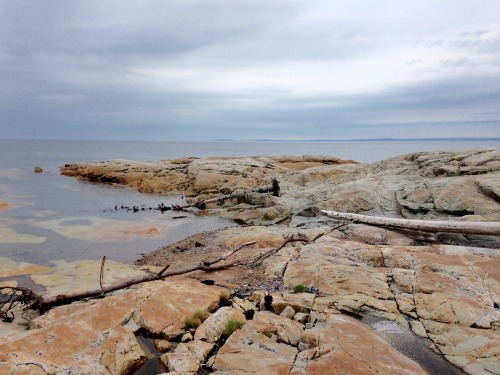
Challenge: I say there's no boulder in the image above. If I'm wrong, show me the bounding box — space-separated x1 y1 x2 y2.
212 324 298 374
161 340 214 374
194 306 246 342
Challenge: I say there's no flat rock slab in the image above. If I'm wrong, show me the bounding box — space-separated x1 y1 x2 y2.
292 313 428 375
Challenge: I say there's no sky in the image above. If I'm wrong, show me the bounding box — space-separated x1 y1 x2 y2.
1 1 499 141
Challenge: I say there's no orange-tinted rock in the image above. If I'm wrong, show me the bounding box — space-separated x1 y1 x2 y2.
292 314 427 375
213 324 298 374
0 275 229 374
135 278 227 337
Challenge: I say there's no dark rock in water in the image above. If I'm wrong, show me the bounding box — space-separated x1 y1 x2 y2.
34 166 43 173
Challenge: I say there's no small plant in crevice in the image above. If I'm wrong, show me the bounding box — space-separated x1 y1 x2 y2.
184 315 202 329
193 309 210 321
223 318 245 336
183 309 209 329
219 291 230 306
293 284 307 293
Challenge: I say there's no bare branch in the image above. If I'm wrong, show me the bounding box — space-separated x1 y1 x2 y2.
99 256 106 291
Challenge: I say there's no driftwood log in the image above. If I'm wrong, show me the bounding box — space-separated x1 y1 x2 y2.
321 210 500 236
2 223 347 319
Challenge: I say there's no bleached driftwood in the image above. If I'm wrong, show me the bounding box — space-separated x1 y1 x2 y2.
321 210 500 236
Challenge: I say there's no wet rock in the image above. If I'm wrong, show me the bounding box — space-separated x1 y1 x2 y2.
292 313 428 375
423 320 500 375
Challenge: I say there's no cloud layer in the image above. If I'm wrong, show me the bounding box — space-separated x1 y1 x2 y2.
1 0 499 140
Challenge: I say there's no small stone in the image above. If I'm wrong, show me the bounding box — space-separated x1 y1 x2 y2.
34 166 43 173
181 332 193 342
280 306 295 319
277 322 302 346
122 318 142 333
155 339 174 353
206 355 216 368
294 312 309 324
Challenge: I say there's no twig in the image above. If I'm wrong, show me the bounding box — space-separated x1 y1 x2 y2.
99 256 106 291
157 264 171 276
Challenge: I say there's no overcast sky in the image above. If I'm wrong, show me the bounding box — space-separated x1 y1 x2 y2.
1 1 499 141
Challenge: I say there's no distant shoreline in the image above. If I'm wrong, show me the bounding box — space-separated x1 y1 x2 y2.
1 137 500 143
214 137 500 142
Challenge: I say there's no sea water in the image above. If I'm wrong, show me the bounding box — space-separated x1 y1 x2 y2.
1 139 498 265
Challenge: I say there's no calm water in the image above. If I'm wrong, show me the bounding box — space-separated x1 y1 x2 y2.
1 139 499 265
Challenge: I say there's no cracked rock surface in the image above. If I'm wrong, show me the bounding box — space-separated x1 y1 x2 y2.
60 149 500 229
0 149 498 374
2 223 497 374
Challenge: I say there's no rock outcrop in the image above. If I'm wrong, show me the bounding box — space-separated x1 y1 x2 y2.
60 149 500 230
0 149 498 374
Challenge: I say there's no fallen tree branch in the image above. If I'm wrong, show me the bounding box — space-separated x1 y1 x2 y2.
321 210 500 236
2 223 341 316
35 240 257 310
1 287 42 322
173 178 280 210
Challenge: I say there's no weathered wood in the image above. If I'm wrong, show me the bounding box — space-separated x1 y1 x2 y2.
321 210 500 236
37 240 257 310
1 224 338 316
174 178 280 210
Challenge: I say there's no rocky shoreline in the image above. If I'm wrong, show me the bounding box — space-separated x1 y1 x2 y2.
1 149 499 374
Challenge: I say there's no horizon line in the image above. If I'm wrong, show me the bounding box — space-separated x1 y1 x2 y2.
1 137 500 143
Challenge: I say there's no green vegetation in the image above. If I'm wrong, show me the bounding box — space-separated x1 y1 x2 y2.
184 309 209 329
184 315 202 329
223 318 245 336
193 309 209 321
293 284 307 293
219 291 230 306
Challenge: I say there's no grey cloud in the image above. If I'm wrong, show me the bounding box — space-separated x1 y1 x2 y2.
1 0 500 141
